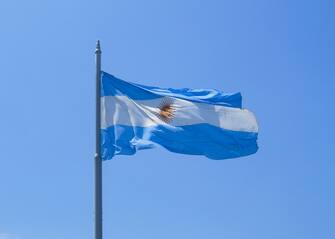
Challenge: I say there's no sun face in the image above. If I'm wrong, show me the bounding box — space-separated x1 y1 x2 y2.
158 98 175 123
160 104 174 120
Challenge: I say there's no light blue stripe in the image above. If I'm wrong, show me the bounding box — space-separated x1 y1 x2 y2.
101 71 242 108
101 124 258 160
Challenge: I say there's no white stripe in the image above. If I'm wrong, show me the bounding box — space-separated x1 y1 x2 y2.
101 95 258 132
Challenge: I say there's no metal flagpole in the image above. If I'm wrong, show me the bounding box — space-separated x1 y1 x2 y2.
95 40 103 239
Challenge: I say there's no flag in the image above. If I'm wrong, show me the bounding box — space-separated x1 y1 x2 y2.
101 71 258 160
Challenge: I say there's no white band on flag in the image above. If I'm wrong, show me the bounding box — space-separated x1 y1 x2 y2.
101 95 258 132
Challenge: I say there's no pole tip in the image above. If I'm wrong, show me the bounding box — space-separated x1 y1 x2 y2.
95 40 101 54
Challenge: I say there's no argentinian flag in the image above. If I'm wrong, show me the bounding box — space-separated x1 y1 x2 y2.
101 71 258 160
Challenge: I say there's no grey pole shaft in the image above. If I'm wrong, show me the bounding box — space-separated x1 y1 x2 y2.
95 40 103 239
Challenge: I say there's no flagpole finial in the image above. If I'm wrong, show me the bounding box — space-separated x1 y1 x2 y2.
95 40 101 54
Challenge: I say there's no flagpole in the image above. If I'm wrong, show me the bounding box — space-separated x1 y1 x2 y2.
95 40 103 239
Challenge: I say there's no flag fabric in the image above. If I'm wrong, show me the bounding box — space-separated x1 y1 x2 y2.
101 71 258 160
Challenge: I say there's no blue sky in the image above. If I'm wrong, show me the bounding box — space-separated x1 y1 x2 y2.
0 0 334 238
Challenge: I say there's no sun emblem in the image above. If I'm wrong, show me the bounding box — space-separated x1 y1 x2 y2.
158 98 176 123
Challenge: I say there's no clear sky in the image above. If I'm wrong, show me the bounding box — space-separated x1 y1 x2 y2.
0 0 334 239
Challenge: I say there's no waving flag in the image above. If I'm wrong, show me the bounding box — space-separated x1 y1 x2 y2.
101 71 258 160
